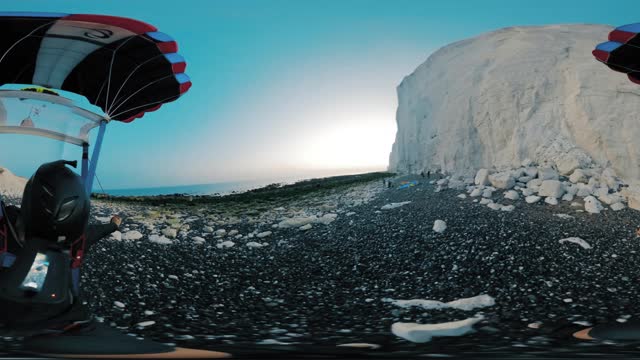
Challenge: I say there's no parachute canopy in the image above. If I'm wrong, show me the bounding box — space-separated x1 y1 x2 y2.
593 24 640 85
0 12 191 123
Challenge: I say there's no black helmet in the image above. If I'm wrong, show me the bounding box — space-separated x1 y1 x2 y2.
20 160 89 245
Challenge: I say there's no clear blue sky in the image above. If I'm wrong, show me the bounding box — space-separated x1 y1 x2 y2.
0 0 637 189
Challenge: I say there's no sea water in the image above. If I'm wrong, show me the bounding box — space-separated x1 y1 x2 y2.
102 179 295 197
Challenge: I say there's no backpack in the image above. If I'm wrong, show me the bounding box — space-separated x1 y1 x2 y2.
0 197 86 293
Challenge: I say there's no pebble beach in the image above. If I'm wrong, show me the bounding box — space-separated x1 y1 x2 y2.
5 170 640 357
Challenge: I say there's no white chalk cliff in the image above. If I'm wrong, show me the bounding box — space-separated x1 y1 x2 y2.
0 166 27 199
389 24 640 181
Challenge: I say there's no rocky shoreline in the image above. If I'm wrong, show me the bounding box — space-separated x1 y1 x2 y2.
435 159 638 216
4 168 640 356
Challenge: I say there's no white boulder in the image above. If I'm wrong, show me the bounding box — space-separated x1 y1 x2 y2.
148 234 172 245
576 183 593 198
136 321 156 328
559 237 592 250
538 167 559 181
524 167 538 178
601 168 619 189
216 240 235 249
433 220 447 233
110 231 122 241
522 188 534 197
569 169 588 183
565 183 579 195
192 236 206 245
470 188 483 197
595 186 609 198
381 202 412 210
511 168 525 179
526 179 543 191
584 196 603 214
545 197 558 205
487 202 502 210
316 213 338 224
611 202 626 211
623 186 640 211
518 176 533 183
599 192 623 205
474 169 490 186
538 180 565 198
161 228 177 238
479 198 493 205
448 179 466 190
387 294 494 311
488 172 515 189
122 230 143 241
504 190 519 200
525 195 541 204
278 216 317 228
391 315 484 343
555 151 592 175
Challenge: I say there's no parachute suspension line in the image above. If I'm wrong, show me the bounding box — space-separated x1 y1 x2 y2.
109 94 179 119
596 61 640 74
107 74 175 116
0 20 57 67
612 42 640 50
93 171 107 195
95 79 108 108
104 35 137 113
106 53 166 115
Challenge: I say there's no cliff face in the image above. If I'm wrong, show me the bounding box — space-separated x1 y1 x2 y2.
389 24 640 180
0 166 27 199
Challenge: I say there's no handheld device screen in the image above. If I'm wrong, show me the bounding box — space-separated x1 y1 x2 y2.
20 252 49 292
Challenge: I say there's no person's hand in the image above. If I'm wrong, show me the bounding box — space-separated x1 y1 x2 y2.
111 215 122 228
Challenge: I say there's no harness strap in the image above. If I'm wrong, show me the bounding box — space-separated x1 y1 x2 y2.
69 233 87 294
0 201 16 268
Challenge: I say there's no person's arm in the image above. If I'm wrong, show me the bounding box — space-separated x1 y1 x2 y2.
86 216 121 248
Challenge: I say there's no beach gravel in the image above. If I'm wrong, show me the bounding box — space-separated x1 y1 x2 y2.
5 175 640 356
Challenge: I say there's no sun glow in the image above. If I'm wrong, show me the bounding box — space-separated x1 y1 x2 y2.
293 117 396 170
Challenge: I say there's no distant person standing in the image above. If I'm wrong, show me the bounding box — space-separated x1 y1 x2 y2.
427 170 431 178
420 171 425 178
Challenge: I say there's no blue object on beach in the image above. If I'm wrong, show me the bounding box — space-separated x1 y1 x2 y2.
398 180 418 189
